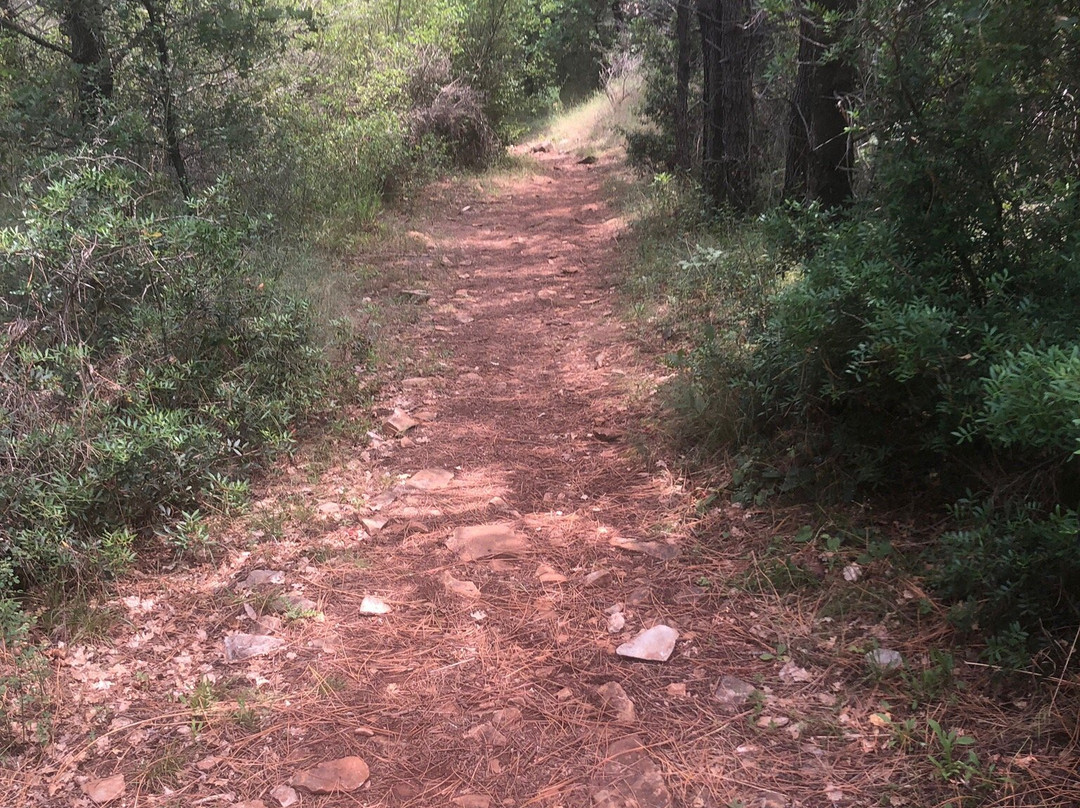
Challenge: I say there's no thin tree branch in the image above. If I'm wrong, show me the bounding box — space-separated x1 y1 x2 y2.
0 12 74 58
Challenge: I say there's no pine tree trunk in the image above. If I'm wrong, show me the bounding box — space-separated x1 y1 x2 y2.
784 0 855 207
698 0 758 211
60 0 114 127
674 0 693 172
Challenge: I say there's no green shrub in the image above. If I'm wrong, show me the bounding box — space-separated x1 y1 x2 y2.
933 500 1080 664
0 154 355 601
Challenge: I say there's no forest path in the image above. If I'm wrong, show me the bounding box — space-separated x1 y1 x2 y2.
17 148 824 808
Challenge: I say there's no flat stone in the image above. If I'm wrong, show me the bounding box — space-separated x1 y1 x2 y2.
239 569 285 589
616 625 679 662
224 634 285 662
442 571 482 599
778 662 813 683
82 774 125 804
270 784 298 807
758 790 790 808
464 721 507 746
447 524 530 561
491 706 522 727
714 676 757 713
589 735 671 808
609 535 679 561
290 756 369 793
385 410 420 434
277 593 318 614
536 563 568 583
452 796 491 808
359 596 392 615
596 682 636 724
398 288 431 303
584 570 612 587
756 715 790 728
361 517 387 532
404 468 455 490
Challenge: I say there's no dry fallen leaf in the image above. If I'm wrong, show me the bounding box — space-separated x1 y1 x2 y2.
869 712 892 728
81 774 125 804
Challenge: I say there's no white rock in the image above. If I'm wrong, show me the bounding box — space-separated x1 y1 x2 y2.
866 648 904 671
607 612 626 633
616 625 678 662
271 784 299 807
224 634 285 662
359 596 392 615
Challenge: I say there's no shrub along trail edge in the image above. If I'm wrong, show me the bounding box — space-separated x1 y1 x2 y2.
9 147 1074 808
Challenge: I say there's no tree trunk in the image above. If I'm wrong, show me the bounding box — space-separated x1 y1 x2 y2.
698 0 758 211
783 0 855 207
674 0 692 172
141 0 191 200
698 0 721 197
60 0 114 127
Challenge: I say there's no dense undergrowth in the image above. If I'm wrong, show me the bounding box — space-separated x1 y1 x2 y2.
626 189 1080 670
618 0 1080 671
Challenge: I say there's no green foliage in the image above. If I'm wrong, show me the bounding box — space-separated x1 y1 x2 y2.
624 10 696 172
536 0 620 101
645 0 1080 659
0 154 355 607
925 718 980 784
933 500 1080 659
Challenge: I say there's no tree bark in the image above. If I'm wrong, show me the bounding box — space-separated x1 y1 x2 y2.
783 0 855 207
59 0 114 127
698 0 758 211
674 0 692 172
698 0 721 196
141 0 191 200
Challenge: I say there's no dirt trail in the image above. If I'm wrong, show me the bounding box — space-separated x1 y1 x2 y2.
10 149 875 808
